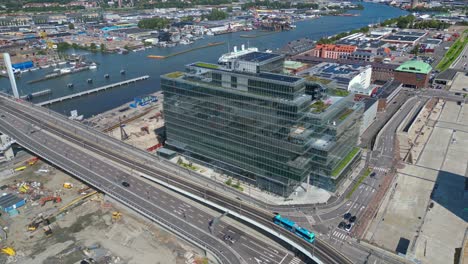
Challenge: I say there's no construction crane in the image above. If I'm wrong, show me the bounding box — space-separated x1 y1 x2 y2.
119 117 129 141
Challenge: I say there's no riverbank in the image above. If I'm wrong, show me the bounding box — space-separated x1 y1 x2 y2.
0 2 407 118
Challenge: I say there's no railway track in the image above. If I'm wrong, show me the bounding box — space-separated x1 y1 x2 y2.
0 99 352 264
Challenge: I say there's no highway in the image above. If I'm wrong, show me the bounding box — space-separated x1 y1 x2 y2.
0 95 353 264
0 98 301 264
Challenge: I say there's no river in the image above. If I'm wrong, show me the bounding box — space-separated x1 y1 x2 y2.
0 2 407 117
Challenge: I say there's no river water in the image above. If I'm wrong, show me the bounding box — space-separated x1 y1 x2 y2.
0 2 406 117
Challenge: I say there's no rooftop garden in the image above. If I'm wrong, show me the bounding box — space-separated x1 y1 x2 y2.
329 89 350 97
165 71 184 79
306 75 332 85
338 108 354 121
194 62 219 69
309 100 330 113
331 147 360 177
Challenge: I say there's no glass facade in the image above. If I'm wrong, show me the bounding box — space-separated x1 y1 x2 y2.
161 62 363 197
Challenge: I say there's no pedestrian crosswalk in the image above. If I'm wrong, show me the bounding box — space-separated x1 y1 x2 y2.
332 230 348 240
373 167 389 173
289 257 302 264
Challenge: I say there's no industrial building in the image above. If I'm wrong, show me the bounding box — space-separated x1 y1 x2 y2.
161 52 363 196
394 60 432 88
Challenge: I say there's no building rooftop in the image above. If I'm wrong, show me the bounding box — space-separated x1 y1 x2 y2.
237 52 281 63
396 60 432 74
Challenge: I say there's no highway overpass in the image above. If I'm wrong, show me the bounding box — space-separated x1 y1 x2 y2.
0 94 352 264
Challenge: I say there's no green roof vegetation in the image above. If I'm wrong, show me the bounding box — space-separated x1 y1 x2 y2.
194 62 219 69
306 75 332 85
436 33 467 71
346 168 371 199
331 147 360 177
330 89 350 97
165 71 184 78
310 100 330 113
338 109 354 121
396 60 432 74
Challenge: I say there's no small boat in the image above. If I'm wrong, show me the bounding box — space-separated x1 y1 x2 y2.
60 68 71 74
89 63 97 70
87 78 93 83
104 74 110 79
120 69 126 75
67 83 74 88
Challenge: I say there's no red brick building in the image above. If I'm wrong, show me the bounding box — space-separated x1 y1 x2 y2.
305 44 357 59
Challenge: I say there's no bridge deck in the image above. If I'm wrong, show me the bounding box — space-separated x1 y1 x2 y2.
37 75 150 106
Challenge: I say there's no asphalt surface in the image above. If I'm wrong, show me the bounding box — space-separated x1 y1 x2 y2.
0 95 355 264
0 99 300 264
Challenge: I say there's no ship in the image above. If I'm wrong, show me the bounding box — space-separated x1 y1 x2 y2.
218 44 259 65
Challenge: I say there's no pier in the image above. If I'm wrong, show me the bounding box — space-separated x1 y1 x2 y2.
37 75 149 106
148 42 225 60
20 89 52 99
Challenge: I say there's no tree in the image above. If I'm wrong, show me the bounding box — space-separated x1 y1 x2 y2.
57 42 70 52
100 43 106 52
203 9 228 21
68 23 75 30
89 43 97 51
138 17 170 29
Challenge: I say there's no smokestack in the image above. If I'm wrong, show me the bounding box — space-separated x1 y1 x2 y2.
3 53 19 99
233 46 237 53
241 44 245 51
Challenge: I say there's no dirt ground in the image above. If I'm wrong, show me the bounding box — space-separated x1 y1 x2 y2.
0 156 206 264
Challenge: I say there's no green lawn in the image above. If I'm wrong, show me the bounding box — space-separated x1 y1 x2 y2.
332 147 360 177
338 109 354 121
436 33 467 71
346 168 371 199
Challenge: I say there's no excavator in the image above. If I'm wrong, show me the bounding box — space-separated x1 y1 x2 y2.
112 211 122 222
1 247 15 256
40 196 62 206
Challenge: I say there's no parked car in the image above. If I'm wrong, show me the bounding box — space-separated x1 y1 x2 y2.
338 222 346 229
345 224 352 232
122 181 130 187
349 216 357 223
344 212 351 220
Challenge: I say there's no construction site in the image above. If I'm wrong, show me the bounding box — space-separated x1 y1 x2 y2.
87 91 164 152
0 153 208 264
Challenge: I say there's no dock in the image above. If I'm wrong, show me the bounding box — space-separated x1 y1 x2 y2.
37 75 149 106
27 66 91 84
148 42 225 60
20 89 52 99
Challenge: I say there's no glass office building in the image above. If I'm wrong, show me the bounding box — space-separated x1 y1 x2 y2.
161 52 363 197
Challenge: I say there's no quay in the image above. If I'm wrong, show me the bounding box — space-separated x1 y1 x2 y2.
240 32 278 38
148 42 225 60
20 89 52 99
37 75 149 106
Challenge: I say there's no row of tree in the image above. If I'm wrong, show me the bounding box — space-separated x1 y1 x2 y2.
57 42 105 52
241 1 319 10
137 17 170 29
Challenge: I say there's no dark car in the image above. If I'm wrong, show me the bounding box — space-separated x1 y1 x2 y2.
345 224 352 232
349 216 357 223
338 221 346 229
122 181 130 187
344 212 351 220
370 172 376 177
